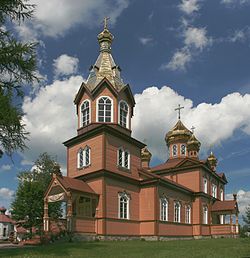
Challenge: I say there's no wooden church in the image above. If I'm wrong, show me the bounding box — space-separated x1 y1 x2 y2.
43 21 239 240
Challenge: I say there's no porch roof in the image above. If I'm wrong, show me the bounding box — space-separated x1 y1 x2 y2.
212 200 238 213
56 176 97 195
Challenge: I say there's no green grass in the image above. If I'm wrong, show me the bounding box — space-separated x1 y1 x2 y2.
0 238 250 258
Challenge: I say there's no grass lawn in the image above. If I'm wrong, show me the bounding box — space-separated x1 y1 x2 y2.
0 238 250 258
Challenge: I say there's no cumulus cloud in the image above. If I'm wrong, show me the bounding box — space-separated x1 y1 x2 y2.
132 86 250 161
226 190 250 216
165 47 192 71
0 165 12 171
17 0 129 38
139 37 153 45
221 0 250 6
21 75 84 167
0 188 14 200
53 54 79 78
179 0 201 15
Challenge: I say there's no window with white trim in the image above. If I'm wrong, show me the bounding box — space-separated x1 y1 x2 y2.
203 178 208 194
174 201 181 223
97 96 113 122
185 205 191 224
212 184 217 198
172 144 177 157
77 146 91 169
81 100 90 127
203 206 208 224
119 101 129 128
117 148 130 169
181 144 186 156
160 198 168 221
220 188 224 201
118 192 130 219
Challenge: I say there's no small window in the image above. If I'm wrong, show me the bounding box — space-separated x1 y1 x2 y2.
78 196 92 217
117 148 130 169
174 201 181 223
81 100 90 127
203 206 208 224
77 146 91 169
185 205 191 224
203 178 208 194
181 144 186 156
118 192 130 219
97 96 112 122
119 101 129 128
172 144 177 157
160 198 168 221
212 184 217 198
220 188 224 201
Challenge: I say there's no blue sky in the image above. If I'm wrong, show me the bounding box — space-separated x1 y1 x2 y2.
1 0 250 217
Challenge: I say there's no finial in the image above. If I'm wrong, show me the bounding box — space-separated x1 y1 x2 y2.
191 126 195 134
103 17 110 30
175 104 184 120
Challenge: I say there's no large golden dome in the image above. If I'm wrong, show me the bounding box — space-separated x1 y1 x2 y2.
165 120 192 147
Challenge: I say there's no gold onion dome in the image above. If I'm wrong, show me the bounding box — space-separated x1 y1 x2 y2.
207 151 218 170
165 120 192 147
141 146 152 161
187 133 201 151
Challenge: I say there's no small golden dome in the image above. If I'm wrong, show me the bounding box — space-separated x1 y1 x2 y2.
207 151 218 171
165 120 192 146
141 146 152 161
187 133 201 151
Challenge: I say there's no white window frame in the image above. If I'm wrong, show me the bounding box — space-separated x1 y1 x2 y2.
185 205 191 224
212 184 217 198
203 206 208 224
118 192 130 219
220 188 224 201
203 178 208 194
172 144 178 157
180 144 186 156
77 146 91 169
174 201 181 223
96 96 113 123
160 198 168 221
118 100 129 129
117 148 130 169
80 99 91 127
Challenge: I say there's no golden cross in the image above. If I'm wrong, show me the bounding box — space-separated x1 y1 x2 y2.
175 104 184 120
103 17 110 29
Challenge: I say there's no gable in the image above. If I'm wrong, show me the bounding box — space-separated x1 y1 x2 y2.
175 158 201 168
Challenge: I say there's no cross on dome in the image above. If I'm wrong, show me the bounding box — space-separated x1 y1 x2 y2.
175 104 184 120
191 126 195 133
103 17 110 29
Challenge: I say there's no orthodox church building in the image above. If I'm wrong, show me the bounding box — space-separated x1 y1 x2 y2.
44 22 239 240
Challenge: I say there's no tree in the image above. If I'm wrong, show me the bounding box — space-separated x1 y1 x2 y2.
11 153 63 233
0 0 38 158
243 205 250 231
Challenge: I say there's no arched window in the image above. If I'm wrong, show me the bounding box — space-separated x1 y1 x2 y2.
203 206 208 224
181 144 186 156
77 146 91 169
117 148 130 169
212 184 217 198
81 100 90 127
185 205 191 224
119 101 129 128
160 198 168 221
172 144 177 157
220 188 224 201
118 192 130 219
203 178 208 193
174 201 181 223
97 96 113 122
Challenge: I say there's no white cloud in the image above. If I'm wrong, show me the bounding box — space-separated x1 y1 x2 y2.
139 37 153 45
18 0 129 38
184 27 211 50
229 29 246 42
21 75 84 166
53 54 79 78
132 86 250 161
221 0 250 6
165 47 192 71
226 190 250 216
179 0 200 15
0 188 14 200
0 165 12 171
